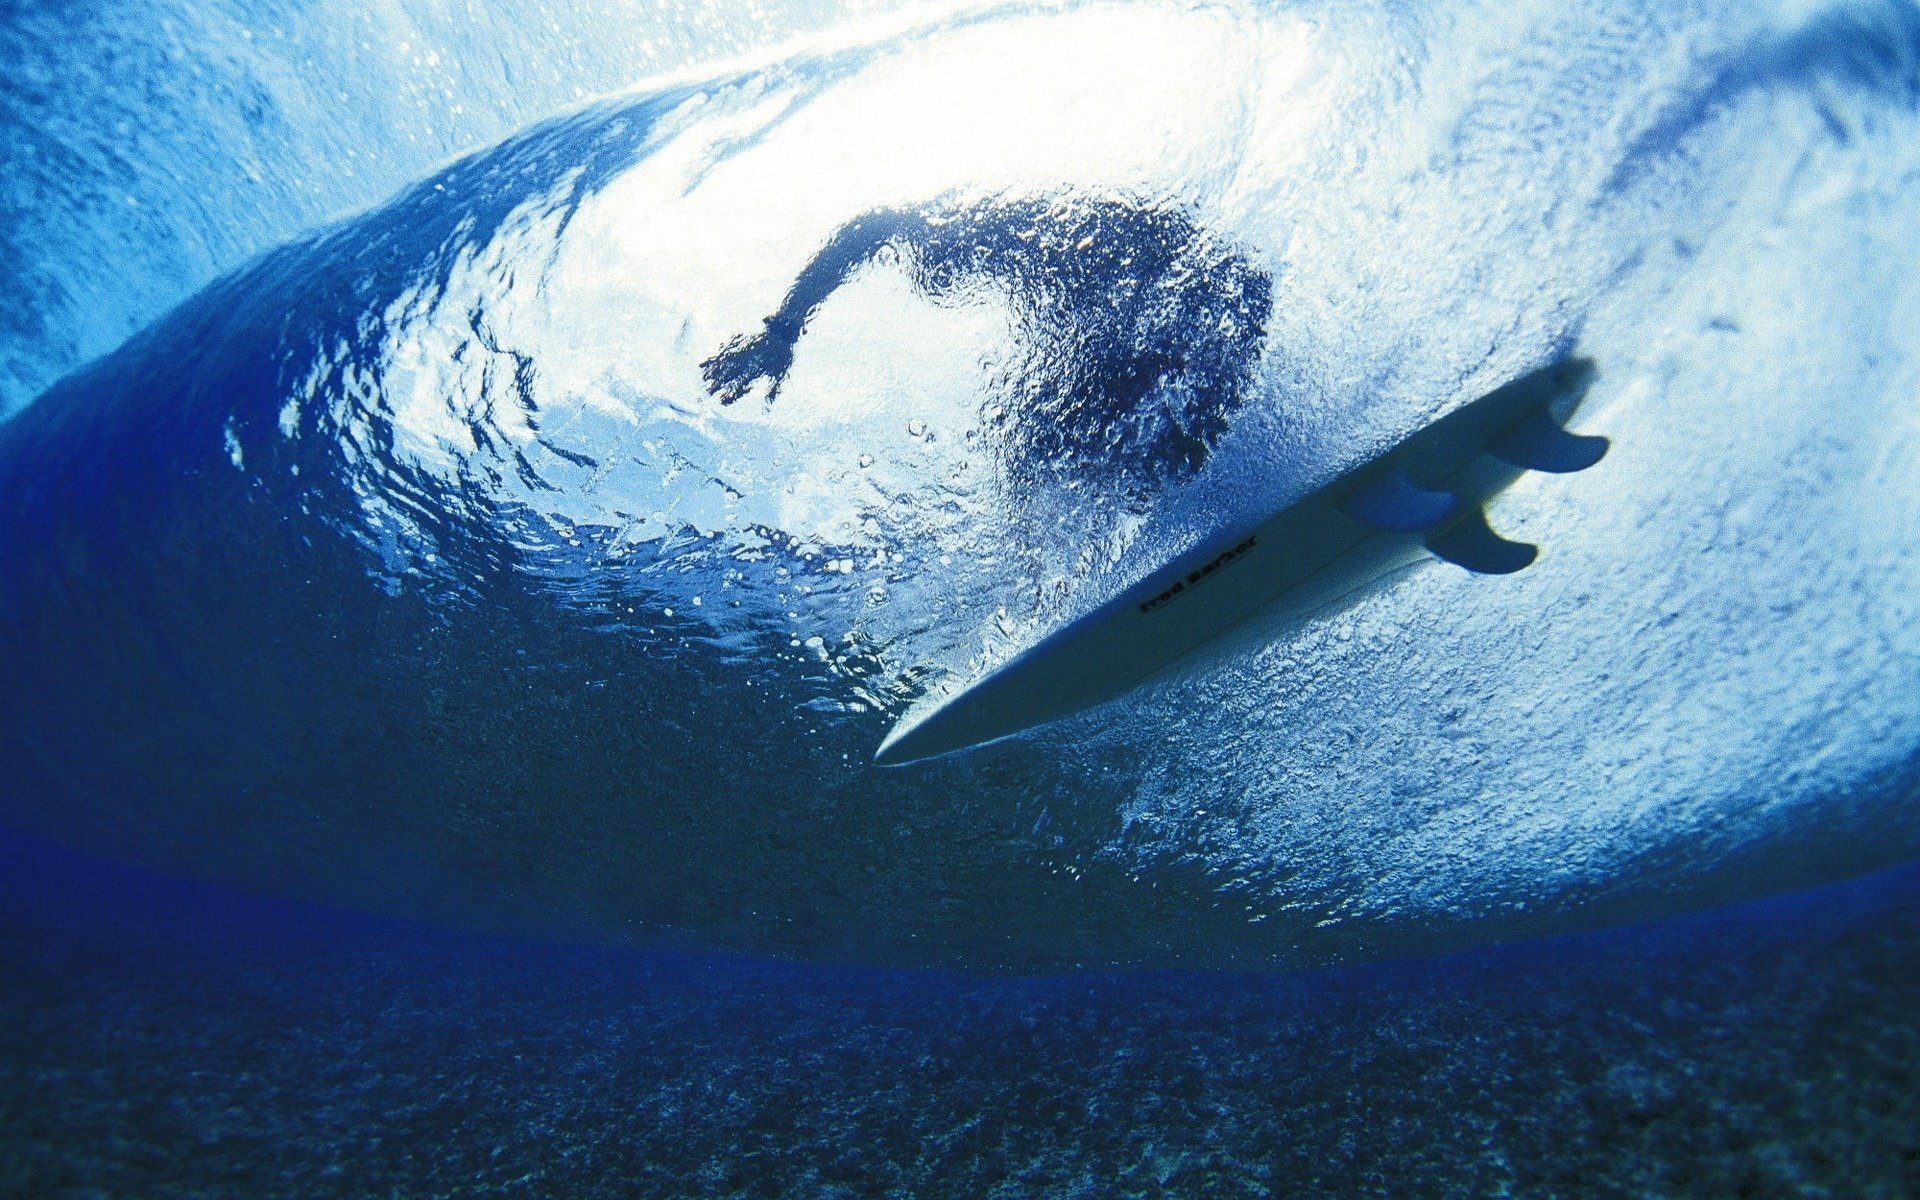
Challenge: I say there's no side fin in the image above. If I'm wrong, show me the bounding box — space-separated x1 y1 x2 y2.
1343 468 1458 532
1489 408 1609 473
1426 508 1537 574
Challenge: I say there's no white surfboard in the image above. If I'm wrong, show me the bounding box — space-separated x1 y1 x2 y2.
874 358 1606 766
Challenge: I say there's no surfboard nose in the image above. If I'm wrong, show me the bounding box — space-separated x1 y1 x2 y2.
872 719 933 767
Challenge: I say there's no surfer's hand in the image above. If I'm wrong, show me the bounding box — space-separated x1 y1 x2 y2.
701 327 796 405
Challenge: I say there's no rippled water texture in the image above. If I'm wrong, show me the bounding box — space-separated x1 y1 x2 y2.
0 0 920 417
2 0 1917 969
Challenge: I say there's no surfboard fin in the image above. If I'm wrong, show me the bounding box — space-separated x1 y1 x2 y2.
1489 408 1609 473
1426 507 1537 574
1343 468 1458 532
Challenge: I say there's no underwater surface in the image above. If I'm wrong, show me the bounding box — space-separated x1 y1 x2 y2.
2 0 1918 1189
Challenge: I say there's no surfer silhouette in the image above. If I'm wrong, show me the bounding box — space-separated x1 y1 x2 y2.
702 195 1273 489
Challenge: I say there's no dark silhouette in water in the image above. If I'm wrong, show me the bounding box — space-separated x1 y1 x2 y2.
702 195 1274 489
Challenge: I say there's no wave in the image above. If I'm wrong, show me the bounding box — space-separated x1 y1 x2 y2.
2 0 1917 969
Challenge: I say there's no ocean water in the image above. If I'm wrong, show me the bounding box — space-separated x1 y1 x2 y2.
2 0 1918 1191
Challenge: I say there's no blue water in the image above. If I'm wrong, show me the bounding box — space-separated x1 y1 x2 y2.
3 0 1918 1189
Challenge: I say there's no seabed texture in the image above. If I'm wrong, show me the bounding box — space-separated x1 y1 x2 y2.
2 830 1917 1199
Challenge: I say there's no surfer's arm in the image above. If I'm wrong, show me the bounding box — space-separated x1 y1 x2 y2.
702 208 933 404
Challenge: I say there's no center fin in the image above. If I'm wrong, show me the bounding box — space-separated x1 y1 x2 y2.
1343 467 1458 532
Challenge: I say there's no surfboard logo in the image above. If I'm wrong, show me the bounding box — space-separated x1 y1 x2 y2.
1138 535 1260 614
